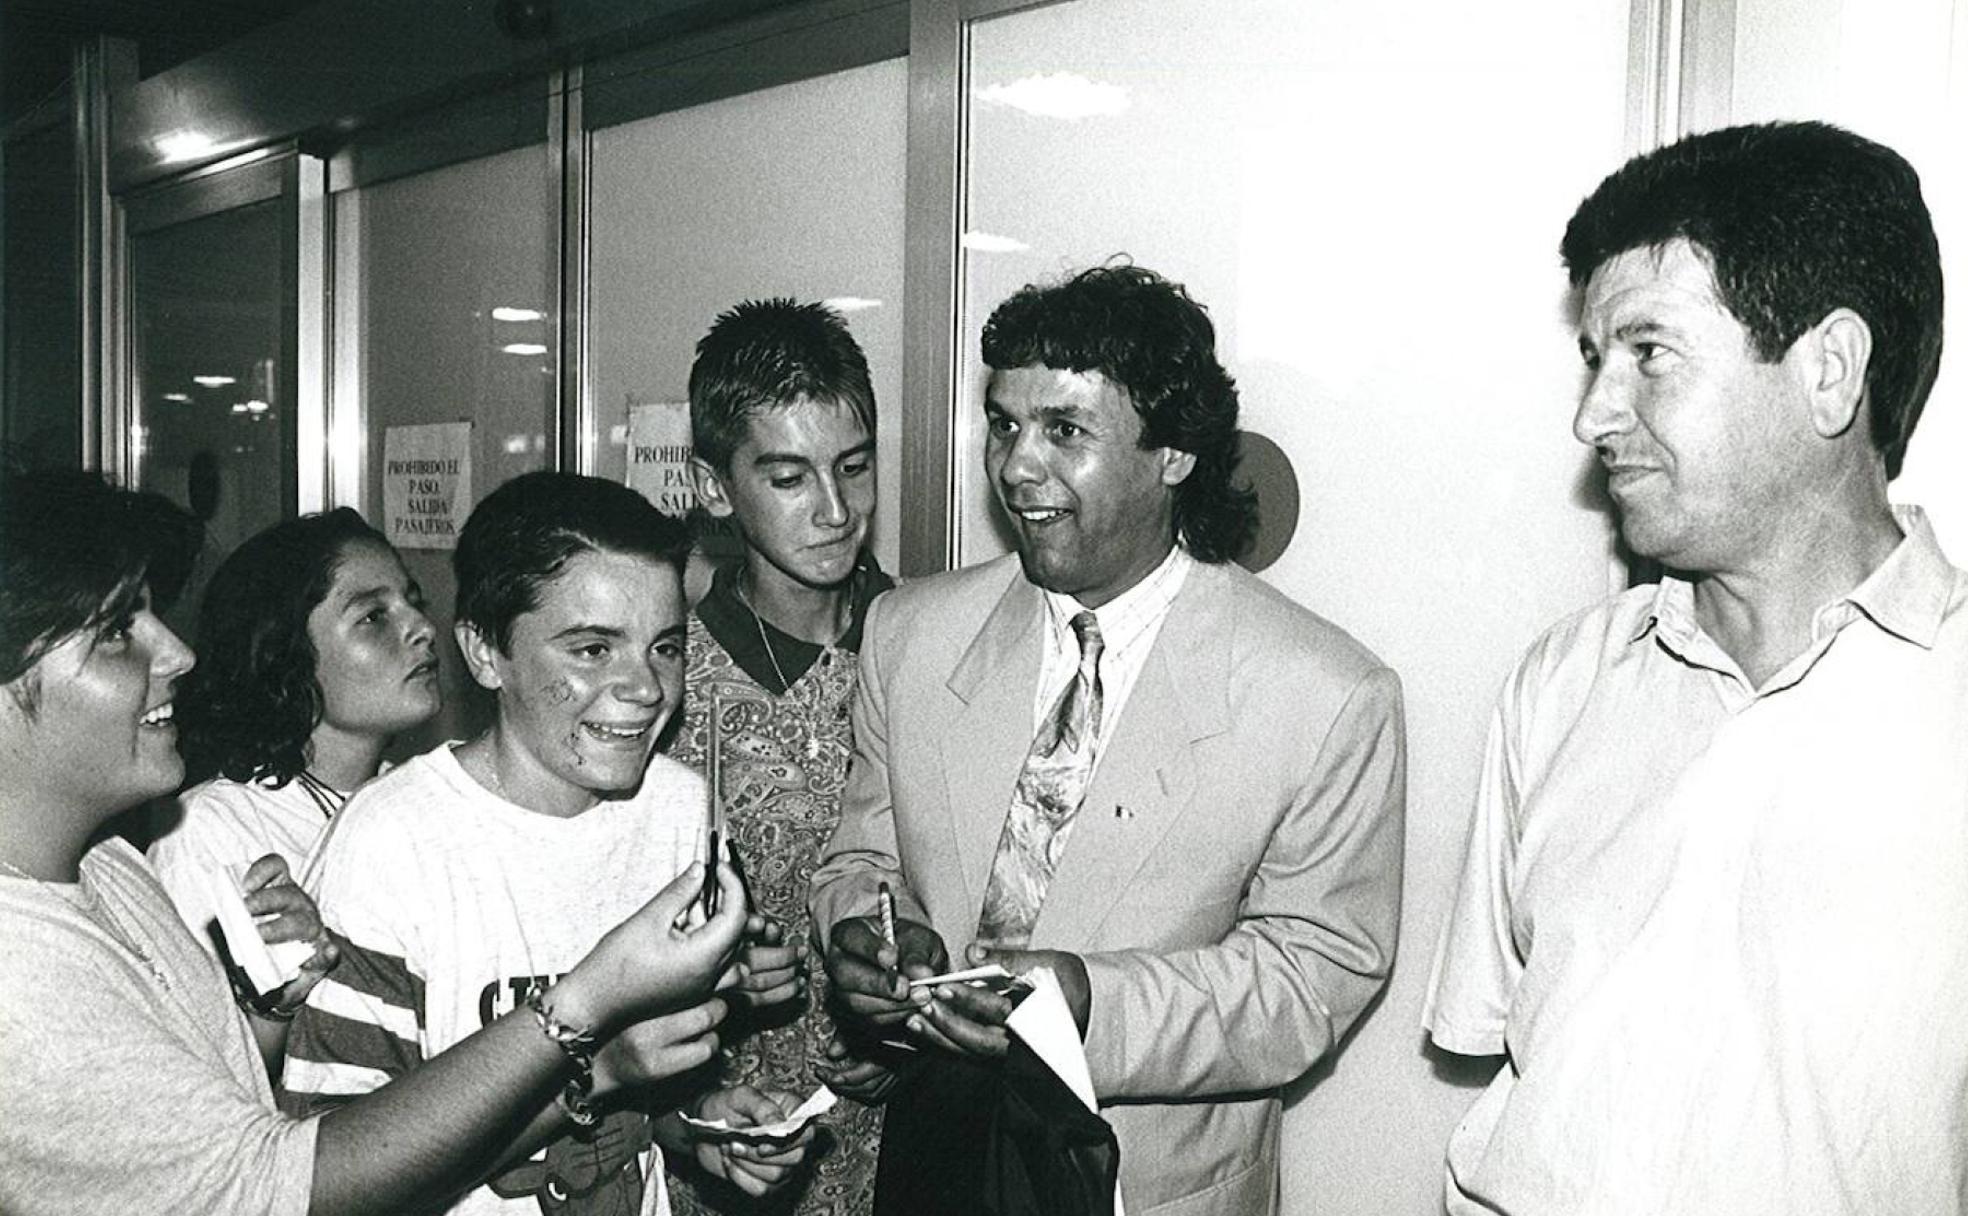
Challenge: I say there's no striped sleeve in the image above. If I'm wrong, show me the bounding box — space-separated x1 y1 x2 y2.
279 933 426 1116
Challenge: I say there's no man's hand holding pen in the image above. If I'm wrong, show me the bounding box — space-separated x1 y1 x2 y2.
824 902 949 1025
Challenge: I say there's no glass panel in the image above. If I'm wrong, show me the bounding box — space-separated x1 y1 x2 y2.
2 118 82 469
587 57 908 575
132 196 290 637
333 141 555 750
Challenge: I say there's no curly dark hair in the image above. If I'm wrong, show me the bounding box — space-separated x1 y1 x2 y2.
454 472 691 655
980 263 1256 563
688 298 877 472
1562 121 1944 480
176 509 389 787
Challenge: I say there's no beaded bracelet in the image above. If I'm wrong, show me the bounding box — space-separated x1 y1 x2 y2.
524 985 600 1128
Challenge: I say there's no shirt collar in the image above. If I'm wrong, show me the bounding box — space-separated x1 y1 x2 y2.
1840 505 1956 648
697 554 894 693
1634 504 1956 652
1041 543 1194 655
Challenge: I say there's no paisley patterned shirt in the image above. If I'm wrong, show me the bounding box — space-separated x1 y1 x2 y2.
666 560 892 1216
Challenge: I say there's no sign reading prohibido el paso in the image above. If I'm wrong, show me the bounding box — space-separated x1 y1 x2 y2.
382 422 472 550
625 401 698 517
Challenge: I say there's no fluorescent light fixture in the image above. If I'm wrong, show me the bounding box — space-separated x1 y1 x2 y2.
156 130 220 163
823 297 883 313
229 403 251 414
961 231 1031 254
193 375 238 388
243 399 270 414
974 73 1129 120
492 307 546 323
161 392 191 403
501 343 549 356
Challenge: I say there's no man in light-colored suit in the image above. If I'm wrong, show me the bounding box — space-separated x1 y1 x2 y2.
813 264 1406 1214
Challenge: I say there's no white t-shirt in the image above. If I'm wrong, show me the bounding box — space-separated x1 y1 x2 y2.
284 743 708 1216
149 775 335 953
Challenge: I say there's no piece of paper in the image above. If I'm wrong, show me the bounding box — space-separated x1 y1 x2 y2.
624 402 698 516
1005 966 1126 1216
381 422 472 551
906 964 1027 994
209 864 313 995
680 1085 837 1142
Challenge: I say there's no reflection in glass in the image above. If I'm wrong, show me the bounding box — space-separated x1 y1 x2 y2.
587 58 908 573
132 198 290 636
334 143 555 751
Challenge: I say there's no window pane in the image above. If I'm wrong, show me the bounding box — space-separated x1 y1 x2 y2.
334 142 555 748
132 196 290 636
587 57 908 574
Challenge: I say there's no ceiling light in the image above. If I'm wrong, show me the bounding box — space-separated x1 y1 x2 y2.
974 73 1129 120
155 130 220 163
961 231 1031 254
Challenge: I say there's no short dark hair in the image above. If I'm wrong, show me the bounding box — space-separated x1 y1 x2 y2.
688 298 877 471
0 465 200 708
454 471 690 654
176 509 390 787
1561 121 1944 479
981 263 1256 563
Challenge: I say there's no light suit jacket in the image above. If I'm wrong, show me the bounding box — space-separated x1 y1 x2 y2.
811 553 1406 1215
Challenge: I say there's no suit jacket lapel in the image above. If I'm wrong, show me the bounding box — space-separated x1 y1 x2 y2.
1033 561 1233 948
942 570 1047 920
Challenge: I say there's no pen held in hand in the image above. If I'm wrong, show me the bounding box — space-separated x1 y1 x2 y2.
700 828 721 920
877 881 897 954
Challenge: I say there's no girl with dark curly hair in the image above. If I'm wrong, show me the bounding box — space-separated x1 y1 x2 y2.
148 509 441 954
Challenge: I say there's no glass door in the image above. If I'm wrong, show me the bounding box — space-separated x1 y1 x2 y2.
124 152 298 636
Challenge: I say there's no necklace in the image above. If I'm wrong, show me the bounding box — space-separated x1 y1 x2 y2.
0 855 173 991
733 576 804 695
731 576 841 761
294 770 349 820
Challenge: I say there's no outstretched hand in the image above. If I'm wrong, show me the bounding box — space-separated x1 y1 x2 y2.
733 914 806 1008
560 861 748 1035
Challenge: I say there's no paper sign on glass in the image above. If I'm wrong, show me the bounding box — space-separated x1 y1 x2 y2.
382 422 472 550
625 402 698 516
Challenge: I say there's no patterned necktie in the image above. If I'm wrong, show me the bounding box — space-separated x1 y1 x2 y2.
977 610 1105 949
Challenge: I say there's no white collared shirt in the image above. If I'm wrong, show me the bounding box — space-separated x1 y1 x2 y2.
1031 543 1194 755
1424 505 1968 1215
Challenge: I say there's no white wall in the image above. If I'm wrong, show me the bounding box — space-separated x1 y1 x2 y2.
958 3 1631 1212
1722 0 1968 556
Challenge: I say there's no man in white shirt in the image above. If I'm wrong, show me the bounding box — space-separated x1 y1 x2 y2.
813 264 1407 1214
1425 122 1968 1214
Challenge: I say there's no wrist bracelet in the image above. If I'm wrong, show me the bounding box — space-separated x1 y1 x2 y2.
248 991 304 1022
525 985 600 1128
